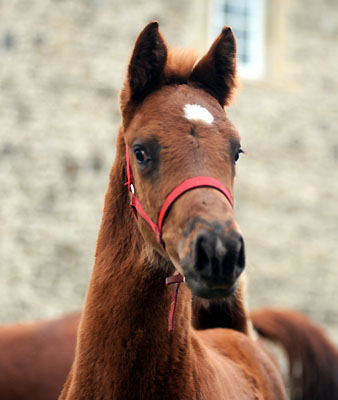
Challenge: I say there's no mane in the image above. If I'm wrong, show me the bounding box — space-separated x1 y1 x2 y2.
163 47 198 84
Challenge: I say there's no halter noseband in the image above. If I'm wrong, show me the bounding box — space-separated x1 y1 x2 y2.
125 144 234 246
125 144 234 331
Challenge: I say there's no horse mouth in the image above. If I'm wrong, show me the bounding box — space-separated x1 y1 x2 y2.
184 274 238 299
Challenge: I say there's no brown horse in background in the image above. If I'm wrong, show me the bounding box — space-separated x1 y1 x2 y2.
0 313 79 400
251 308 338 400
1 308 337 399
1 21 338 400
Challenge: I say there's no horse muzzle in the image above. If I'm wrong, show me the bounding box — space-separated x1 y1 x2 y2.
179 220 245 299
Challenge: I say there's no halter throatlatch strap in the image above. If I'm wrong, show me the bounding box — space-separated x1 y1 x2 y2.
165 273 185 332
125 145 234 245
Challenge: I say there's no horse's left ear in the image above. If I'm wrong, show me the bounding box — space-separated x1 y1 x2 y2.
190 27 237 107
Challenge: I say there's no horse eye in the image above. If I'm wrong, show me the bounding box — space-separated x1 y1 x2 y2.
234 149 243 164
134 148 148 164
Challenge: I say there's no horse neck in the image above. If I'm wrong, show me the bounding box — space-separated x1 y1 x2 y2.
61 131 195 399
191 276 251 335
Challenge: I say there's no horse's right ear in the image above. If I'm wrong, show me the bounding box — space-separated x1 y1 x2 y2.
120 22 167 108
190 27 237 107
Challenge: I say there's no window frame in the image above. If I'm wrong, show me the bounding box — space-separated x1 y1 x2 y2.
209 0 266 79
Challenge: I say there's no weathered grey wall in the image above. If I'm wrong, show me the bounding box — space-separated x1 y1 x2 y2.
1 0 337 345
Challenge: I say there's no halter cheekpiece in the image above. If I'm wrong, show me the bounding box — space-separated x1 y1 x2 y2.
125 144 234 331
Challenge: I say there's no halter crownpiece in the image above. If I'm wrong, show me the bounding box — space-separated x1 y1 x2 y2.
125 144 234 332
125 144 234 246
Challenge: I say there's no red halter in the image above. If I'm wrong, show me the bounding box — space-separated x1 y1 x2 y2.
125 145 233 245
125 144 234 331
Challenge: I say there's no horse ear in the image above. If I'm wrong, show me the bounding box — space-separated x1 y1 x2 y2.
122 22 167 104
190 27 237 107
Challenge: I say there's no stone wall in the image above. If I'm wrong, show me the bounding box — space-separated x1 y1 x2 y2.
1 0 337 345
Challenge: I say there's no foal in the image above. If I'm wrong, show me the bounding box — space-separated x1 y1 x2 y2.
59 22 286 399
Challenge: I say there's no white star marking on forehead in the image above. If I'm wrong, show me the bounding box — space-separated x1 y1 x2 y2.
183 104 214 124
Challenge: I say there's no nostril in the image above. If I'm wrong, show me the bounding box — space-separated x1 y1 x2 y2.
189 229 245 282
221 232 245 276
237 237 245 271
194 235 211 272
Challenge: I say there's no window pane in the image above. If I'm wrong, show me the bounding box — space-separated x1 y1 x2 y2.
210 0 265 79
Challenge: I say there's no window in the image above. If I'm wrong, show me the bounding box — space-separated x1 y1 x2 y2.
210 0 266 79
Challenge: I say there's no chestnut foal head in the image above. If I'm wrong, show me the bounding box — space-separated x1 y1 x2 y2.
121 22 245 300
